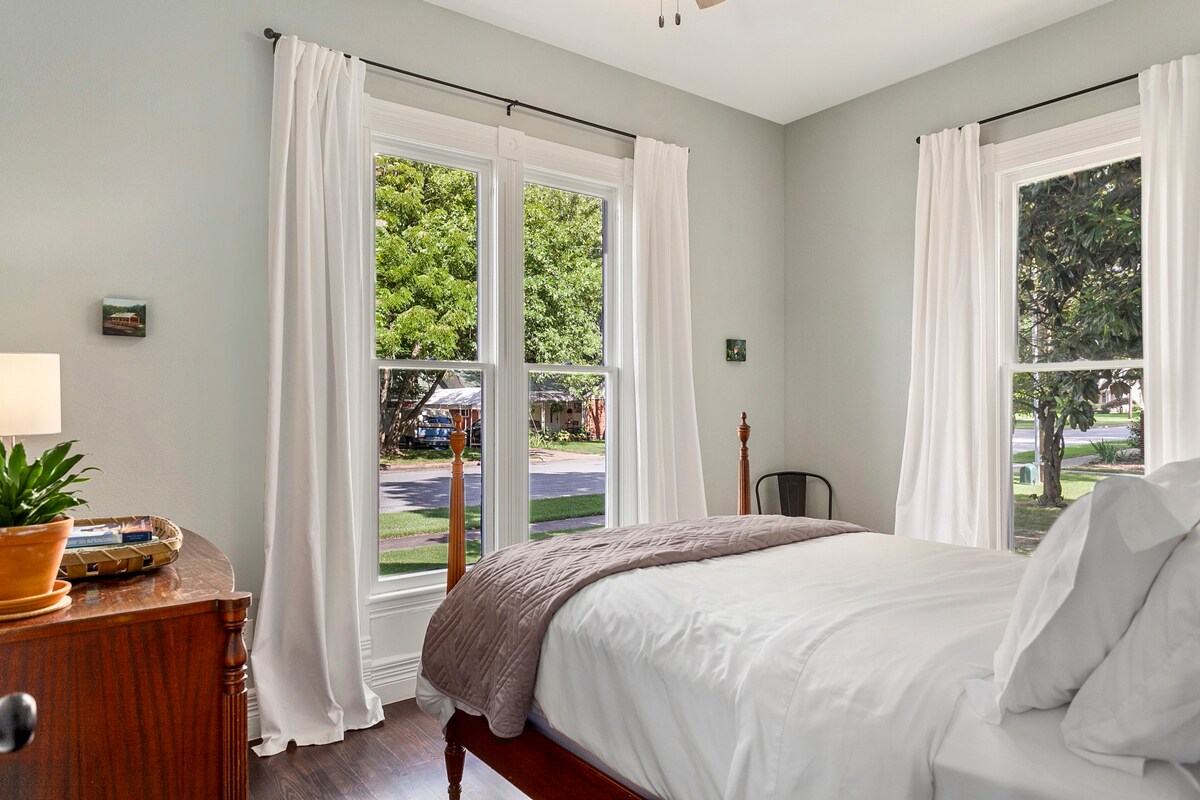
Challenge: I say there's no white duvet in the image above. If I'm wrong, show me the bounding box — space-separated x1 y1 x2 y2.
532 531 1026 800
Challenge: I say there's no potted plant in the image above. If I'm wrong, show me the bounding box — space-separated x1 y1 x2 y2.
0 441 95 602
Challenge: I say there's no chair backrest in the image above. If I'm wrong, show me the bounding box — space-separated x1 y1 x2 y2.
754 471 834 519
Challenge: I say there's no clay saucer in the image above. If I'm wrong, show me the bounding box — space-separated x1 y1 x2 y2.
0 580 72 619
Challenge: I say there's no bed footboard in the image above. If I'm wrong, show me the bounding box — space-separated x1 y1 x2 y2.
445 710 648 799
440 413 752 798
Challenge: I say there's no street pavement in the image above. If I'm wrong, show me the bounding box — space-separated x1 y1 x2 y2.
379 425 1134 514
1010 424 1131 455
379 455 605 513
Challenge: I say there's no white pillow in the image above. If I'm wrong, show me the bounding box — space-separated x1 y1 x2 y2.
1062 528 1200 774
966 474 1191 723
1136 457 1200 547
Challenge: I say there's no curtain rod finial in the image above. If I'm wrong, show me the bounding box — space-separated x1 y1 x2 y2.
264 27 280 41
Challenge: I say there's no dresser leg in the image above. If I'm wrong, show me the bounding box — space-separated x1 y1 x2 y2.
445 715 465 800
219 597 251 800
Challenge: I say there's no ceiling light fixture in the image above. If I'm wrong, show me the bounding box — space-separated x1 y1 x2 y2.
660 0 726 28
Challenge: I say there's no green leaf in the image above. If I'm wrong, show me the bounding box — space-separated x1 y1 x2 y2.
0 441 94 527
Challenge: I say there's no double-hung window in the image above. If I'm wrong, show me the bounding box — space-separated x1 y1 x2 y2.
987 108 1144 553
364 101 633 595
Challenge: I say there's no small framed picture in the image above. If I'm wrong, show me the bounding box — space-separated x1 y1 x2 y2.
102 298 147 338
726 339 746 362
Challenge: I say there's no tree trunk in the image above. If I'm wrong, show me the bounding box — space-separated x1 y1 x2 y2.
584 399 602 441
381 370 446 453
1037 405 1067 507
379 370 396 446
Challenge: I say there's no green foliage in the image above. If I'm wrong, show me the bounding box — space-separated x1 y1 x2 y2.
1129 408 1146 455
522 184 604 366
1017 159 1142 363
373 160 607 451
1089 440 1122 464
1014 158 1142 505
0 441 96 528
374 156 480 363
102 302 146 319
529 429 575 449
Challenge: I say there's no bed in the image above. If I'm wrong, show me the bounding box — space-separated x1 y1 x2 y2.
416 414 1200 799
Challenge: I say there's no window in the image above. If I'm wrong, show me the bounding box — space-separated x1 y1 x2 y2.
524 180 614 540
990 109 1144 553
365 102 632 592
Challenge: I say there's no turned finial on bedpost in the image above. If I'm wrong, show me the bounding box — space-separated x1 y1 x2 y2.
447 414 467 593
738 412 751 515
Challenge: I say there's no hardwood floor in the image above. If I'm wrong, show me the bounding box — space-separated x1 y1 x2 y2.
248 699 531 800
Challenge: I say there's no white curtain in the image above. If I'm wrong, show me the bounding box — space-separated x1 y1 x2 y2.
632 137 707 522
1141 55 1200 471
252 36 383 757
895 124 998 548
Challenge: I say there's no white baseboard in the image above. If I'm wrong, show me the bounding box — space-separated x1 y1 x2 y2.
245 653 421 743
247 688 261 742
369 652 423 705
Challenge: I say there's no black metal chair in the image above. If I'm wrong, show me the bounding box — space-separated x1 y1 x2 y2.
754 471 834 519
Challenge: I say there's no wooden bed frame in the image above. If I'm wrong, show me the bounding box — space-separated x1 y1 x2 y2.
438 413 753 799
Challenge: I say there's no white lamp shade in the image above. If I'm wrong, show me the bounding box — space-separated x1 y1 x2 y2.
0 354 62 437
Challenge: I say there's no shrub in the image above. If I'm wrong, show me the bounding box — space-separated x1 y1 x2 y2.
1129 408 1145 456
1090 440 1122 465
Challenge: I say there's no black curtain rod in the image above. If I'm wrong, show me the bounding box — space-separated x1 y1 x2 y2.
914 72 1139 144
263 28 638 141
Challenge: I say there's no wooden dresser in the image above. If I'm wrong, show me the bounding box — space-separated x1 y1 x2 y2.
0 530 250 799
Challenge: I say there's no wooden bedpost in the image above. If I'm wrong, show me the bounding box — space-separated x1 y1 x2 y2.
447 414 468 593
738 412 751 515
445 415 468 799
444 714 465 800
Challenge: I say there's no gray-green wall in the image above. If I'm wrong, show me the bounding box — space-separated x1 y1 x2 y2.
1 0 787 608
782 0 1200 534
5 0 1198 645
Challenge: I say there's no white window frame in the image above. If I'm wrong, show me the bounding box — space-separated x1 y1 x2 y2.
360 99 635 602
983 107 1143 549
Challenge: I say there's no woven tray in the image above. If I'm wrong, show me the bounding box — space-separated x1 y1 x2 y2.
58 516 183 581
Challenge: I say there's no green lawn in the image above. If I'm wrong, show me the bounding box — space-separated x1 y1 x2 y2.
1012 472 1105 554
1012 412 1137 430
530 440 606 456
380 541 483 576
379 493 605 538
378 525 602 576
380 447 482 466
1012 440 1131 464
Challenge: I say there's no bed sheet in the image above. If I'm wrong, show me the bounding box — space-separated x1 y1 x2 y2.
932 697 1199 800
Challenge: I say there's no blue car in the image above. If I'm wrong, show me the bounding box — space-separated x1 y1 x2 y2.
402 414 453 449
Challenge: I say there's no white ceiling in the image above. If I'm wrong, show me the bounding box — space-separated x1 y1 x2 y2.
420 0 1114 124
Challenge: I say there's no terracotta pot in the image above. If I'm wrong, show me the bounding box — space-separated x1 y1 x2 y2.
0 516 73 601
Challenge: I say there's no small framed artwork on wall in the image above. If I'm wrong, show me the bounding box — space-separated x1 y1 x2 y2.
102 298 147 338
726 339 746 362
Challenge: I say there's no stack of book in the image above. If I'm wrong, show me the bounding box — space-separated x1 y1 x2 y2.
66 516 157 549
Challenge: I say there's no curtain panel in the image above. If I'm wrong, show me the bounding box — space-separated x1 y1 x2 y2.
632 138 708 522
252 36 383 757
1141 54 1200 470
895 124 998 549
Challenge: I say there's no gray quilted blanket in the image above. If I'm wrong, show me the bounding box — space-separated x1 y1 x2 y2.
420 514 868 738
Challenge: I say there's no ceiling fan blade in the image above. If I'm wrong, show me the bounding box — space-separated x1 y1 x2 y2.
695 0 726 8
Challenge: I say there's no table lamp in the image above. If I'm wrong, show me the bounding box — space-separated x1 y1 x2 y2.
0 354 62 451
